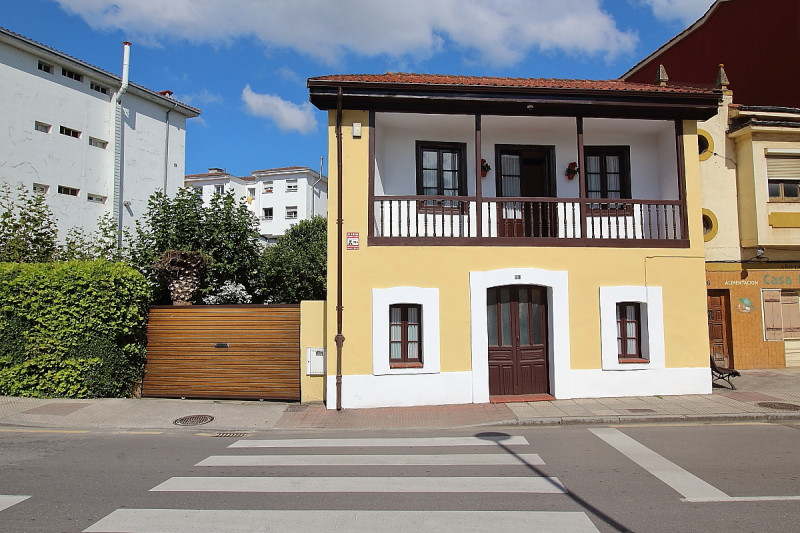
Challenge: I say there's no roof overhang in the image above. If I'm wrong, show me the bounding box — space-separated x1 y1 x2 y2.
308 80 721 121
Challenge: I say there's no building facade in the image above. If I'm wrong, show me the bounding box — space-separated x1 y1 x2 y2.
309 73 720 409
0 26 200 240
700 95 800 369
622 0 800 108
185 166 327 243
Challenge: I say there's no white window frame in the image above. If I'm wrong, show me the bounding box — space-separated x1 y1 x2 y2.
286 206 298 219
90 81 109 95
214 184 224 195
57 185 79 197
32 183 48 194
37 60 53 74
372 287 440 375
286 179 299 192
59 125 81 139
89 137 108 149
599 286 665 370
34 121 51 133
263 207 273 220
61 67 83 82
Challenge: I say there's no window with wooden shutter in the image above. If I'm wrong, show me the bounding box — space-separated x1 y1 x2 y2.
767 156 800 201
763 289 784 341
781 291 800 339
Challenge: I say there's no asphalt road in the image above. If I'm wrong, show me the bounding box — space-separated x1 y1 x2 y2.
1 421 799 532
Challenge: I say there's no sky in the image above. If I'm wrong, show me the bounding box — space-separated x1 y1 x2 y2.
3 0 715 178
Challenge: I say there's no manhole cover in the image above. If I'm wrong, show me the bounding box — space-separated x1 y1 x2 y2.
757 402 800 411
173 414 214 426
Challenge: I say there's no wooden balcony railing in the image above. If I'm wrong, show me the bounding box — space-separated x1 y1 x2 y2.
371 195 687 247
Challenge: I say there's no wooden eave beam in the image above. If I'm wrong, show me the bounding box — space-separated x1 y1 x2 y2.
308 86 720 121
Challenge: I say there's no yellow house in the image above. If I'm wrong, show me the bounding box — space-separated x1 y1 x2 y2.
308 73 721 409
700 81 800 369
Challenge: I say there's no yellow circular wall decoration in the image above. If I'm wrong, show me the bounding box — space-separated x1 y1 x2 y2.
702 208 718 241
697 129 714 161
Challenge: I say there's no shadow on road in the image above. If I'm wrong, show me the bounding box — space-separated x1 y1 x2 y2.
475 431 633 533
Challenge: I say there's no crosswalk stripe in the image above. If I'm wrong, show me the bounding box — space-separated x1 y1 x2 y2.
196 453 544 467
229 436 529 448
151 476 567 493
84 509 600 533
0 495 30 512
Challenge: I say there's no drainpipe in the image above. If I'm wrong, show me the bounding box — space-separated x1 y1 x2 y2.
114 41 131 249
311 156 323 215
335 88 344 411
164 101 178 192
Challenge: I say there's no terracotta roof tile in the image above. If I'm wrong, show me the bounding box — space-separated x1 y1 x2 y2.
309 72 717 95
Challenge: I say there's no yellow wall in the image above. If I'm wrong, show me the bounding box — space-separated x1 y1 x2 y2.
325 112 710 378
300 300 326 402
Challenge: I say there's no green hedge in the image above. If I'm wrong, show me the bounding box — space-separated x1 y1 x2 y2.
0 261 150 398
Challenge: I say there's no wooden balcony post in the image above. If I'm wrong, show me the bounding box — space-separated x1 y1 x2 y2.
675 119 689 239
475 114 483 238
576 116 587 239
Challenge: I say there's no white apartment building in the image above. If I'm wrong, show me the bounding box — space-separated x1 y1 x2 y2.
0 26 200 241
185 166 328 243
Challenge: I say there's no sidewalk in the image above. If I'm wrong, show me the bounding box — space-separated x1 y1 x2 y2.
1 368 799 432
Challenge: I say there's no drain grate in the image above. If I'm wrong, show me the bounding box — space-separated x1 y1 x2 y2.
757 402 800 411
173 414 215 426
213 432 250 438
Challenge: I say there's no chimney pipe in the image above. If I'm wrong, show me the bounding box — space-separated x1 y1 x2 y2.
117 41 131 103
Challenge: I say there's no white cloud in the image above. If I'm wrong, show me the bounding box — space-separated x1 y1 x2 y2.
180 89 223 105
55 0 638 66
241 85 317 134
639 0 715 25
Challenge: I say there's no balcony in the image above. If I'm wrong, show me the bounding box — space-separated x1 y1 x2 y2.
371 195 686 246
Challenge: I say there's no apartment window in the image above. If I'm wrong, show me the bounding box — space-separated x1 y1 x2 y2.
87 194 106 204
763 290 800 340
263 207 273 220
767 156 800 201
193 187 203 200
286 206 298 219
59 125 81 139
416 141 467 207
61 67 83 82
286 180 298 192
89 137 108 149
32 183 48 194
263 182 274 193
214 184 224 195
37 60 53 74
57 185 79 196
90 81 109 95
389 304 422 367
248 187 256 198
617 302 647 362
34 121 51 133
584 146 631 201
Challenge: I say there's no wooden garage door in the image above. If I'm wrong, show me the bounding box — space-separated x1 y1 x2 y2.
142 305 300 400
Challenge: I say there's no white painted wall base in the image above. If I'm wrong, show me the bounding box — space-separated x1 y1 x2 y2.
564 367 712 398
326 372 473 409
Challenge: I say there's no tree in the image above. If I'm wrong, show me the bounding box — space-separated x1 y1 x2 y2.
128 188 262 303
0 182 59 263
256 216 327 303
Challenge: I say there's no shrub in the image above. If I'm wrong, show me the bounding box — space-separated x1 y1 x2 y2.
0 260 150 398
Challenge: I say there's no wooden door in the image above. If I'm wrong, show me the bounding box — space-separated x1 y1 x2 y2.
487 286 549 396
707 290 733 368
496 148 554 237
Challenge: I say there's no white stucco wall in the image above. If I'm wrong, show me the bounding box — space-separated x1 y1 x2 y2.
0 35 196 239
374 113 678 201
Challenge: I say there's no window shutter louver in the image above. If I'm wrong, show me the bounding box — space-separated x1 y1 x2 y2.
767 157 800 180
763 289 784 341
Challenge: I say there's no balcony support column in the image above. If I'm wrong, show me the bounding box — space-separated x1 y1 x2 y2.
675 120 688 239
576 116 587 238
475 114 483 238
